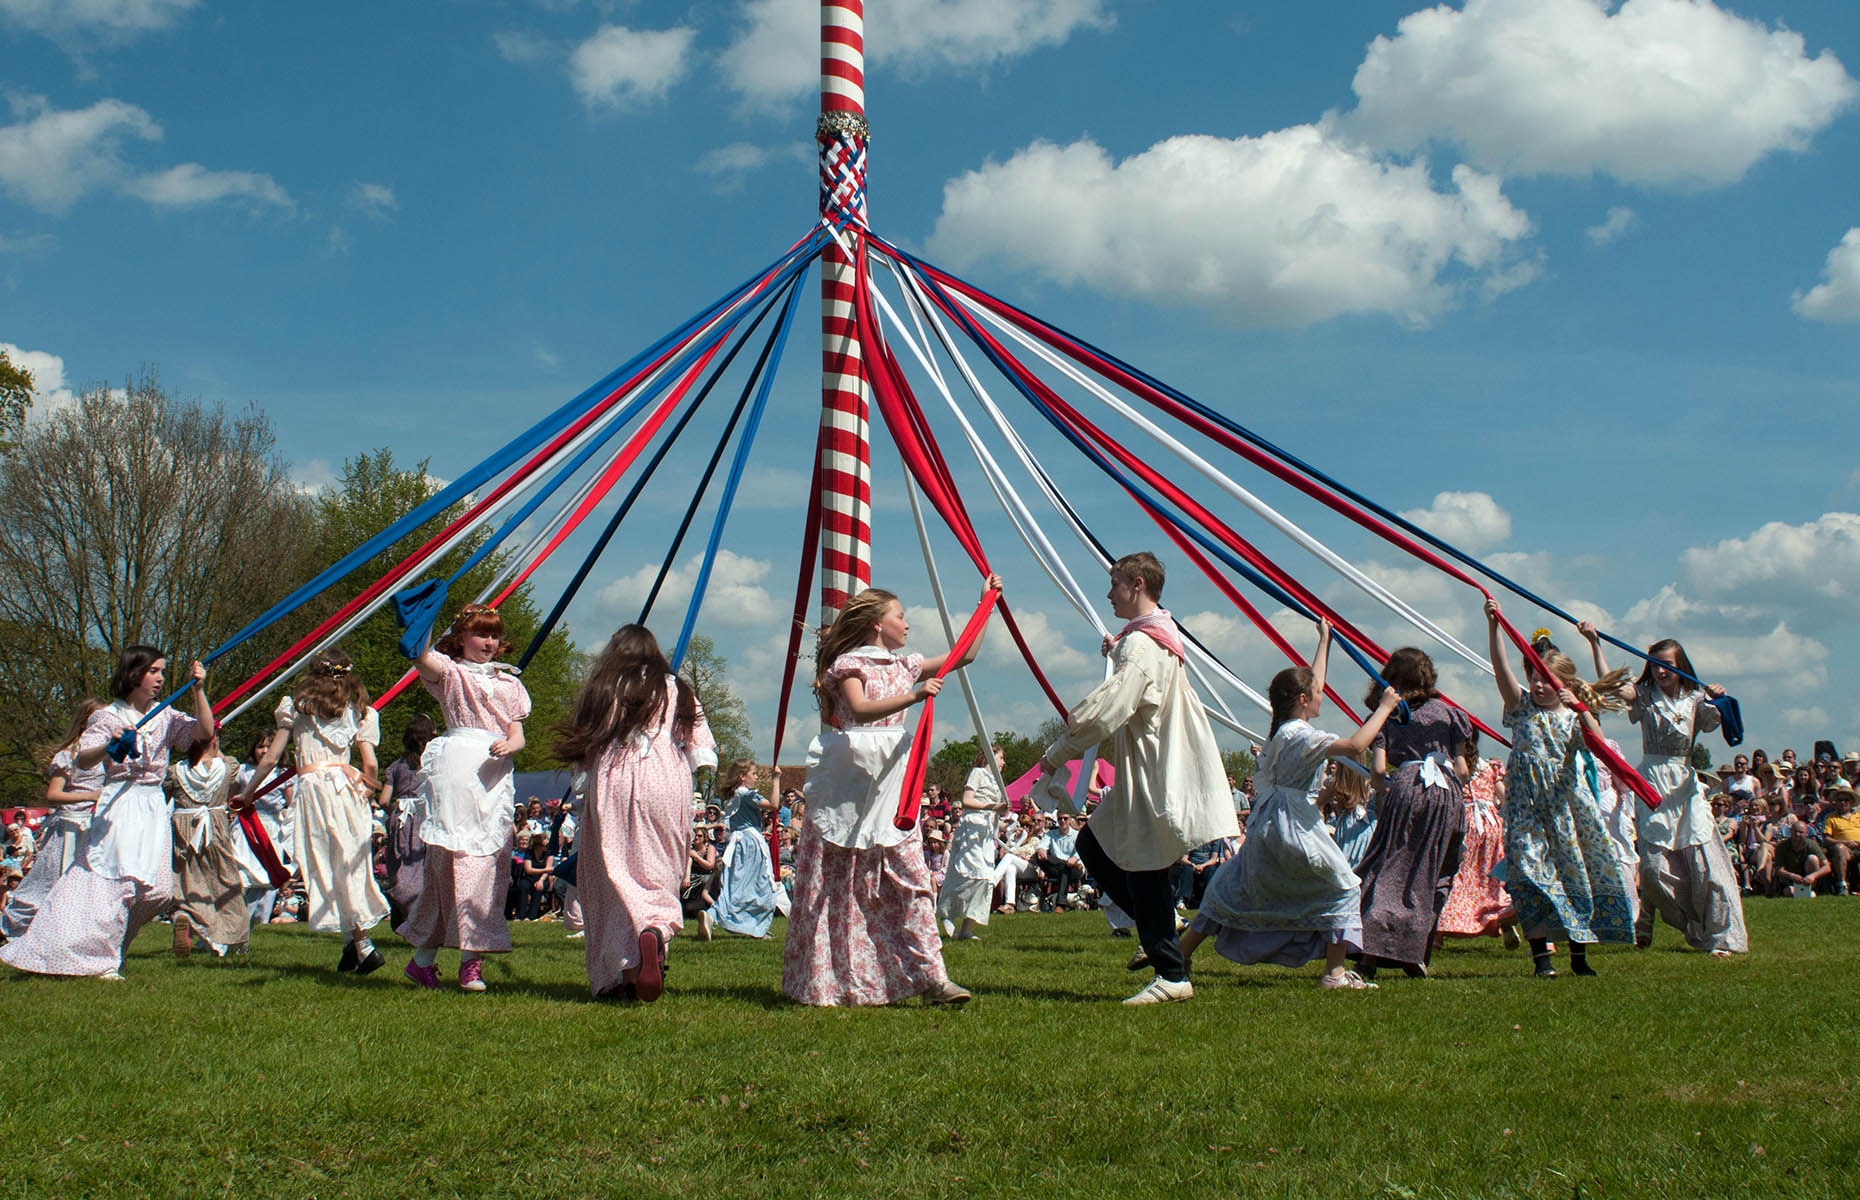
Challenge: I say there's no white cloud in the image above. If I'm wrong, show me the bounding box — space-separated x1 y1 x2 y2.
349 181 398 220
494 30 557 65
1792 228 1860 323
695 141 811 191
325 225 351 255
1674 512 1860 631
597 550 783 629
532 343 560 370
1347 0 1856 188
926 128 1534 329
0 0 197 43
0 231 57 255
1585 205 1637 246
0 96 289 215
0 341 78 424
569 25 696 109
1397 490 1512 554
292 458 338 496
0 96 155 213
720 0 1112 107
128 162 291 212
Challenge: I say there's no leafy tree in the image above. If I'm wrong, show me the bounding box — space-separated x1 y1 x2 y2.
1221 747 1258 785
0 371 311 800
926 728 1043 795
0 348 32 452
271 449 583 775
679 633 752 792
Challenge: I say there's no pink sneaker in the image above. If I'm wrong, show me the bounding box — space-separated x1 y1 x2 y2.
403 959 443 990
459 959 487 992
635 929 664 1003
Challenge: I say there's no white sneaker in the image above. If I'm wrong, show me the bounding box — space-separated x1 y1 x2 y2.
99 969 124 981
1122 977 1193 1006
941 918 956 938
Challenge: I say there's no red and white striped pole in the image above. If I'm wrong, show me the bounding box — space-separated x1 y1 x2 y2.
817 1 872 622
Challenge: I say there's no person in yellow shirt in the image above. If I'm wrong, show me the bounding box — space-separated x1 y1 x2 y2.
1820 787 1860 896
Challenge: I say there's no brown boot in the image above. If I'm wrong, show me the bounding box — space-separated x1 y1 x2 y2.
172 917 192 959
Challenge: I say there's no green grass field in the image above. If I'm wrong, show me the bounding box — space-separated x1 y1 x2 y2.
3 900 1856 1199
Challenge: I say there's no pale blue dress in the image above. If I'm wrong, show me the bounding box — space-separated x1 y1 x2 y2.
706 787 779 938
1191 720 1362 966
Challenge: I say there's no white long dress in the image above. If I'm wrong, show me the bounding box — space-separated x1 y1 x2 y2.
1630 687 1747 953
936 766 1003 930
0 749 103 939
0 702 201 976
277 696 390 935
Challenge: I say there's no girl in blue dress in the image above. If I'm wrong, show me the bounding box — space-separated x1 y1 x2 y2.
1483 599 1635 977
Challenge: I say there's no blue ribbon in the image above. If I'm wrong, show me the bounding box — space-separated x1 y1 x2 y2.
889 241 1730 710
899 257 1400 706
672 270 807 669
513 277 801 671
130 231 828 728
390 238 828 660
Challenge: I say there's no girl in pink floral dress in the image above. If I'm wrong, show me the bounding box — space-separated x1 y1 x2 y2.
782 579 998 1007
399 605 530 993
1437 737 1517 942
553 624 714 1002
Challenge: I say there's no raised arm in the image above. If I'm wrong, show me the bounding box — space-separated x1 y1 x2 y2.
918 573 1004 676
1485 599 1523 712
188 661 213 731
1310 619 1332 704
413 639 448 685
1579 622 1636 704
1330 687 1404 758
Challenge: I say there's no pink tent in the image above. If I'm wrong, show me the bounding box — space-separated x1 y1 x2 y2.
1005 758 1115 811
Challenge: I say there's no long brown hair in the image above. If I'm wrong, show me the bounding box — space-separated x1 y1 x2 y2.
553 625 696 763
1533 650 1631 714
1636 637 1699 694
1367 646 1440 711
38 699 104 768
1268 666 1315 739
814 587 899 723
293 647 371 719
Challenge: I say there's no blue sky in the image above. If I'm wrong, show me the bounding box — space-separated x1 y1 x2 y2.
4 0 1859 763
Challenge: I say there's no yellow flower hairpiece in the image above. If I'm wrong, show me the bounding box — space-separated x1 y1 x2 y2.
1530 628 1552 643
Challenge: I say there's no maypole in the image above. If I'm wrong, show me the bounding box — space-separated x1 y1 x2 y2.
817 0 873 621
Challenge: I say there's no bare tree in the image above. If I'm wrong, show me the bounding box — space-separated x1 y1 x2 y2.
0 369 311 796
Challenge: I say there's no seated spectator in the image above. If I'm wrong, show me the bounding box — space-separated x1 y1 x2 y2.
683 829 718 923
1844 754 1860 788
519 832 556 920
1721 755 1755 803
1033 811 1085 910
1737 799 1777 895
994 814 1042 912
1819 786 1859 895
1772 820 1830 897
1175 837 1228 910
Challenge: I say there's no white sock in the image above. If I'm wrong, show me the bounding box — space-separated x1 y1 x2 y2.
354 937 375 958
413 947 438 968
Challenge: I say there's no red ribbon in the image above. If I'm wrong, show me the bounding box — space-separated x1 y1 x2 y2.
892 588 1000 831
232 766 294 889
912 259 1661 807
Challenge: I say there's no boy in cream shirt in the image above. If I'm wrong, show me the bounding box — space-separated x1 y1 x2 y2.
1036 552 1239 1005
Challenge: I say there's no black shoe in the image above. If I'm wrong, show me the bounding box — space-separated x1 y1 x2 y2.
353 948 386 977
337 942 359 973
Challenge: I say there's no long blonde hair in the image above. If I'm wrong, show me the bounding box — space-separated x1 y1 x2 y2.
1533 650 1631 714
814 588 899 722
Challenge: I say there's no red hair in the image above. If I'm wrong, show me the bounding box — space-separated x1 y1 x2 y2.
434 604 512 660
